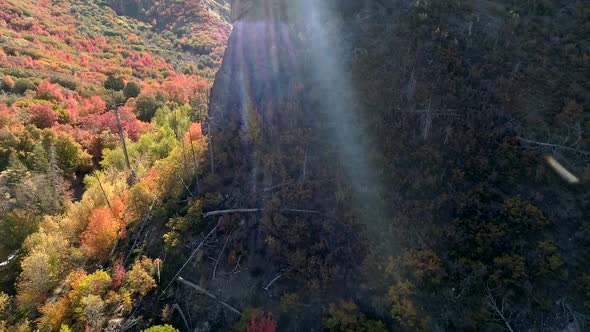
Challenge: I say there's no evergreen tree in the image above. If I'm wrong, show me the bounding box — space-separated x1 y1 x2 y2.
123 81 141 99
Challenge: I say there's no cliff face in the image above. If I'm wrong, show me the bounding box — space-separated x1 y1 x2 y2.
184 0 589 330
206 0 368 289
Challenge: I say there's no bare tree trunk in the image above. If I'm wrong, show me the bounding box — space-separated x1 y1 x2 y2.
485 286 515 332
172 303 191 332
188 130 201 194
159 221 221 298
177 277 242 316
113 107 134 181
94 171 112 211
208 119 215 174
212 226 236 280
301 145 308 182
263 272 284 291
203 208 320 218
177 173 195 197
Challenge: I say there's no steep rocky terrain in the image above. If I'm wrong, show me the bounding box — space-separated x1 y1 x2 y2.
149 0 589 331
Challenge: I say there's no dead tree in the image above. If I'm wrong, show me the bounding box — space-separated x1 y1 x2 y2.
202 208 320 218
188 129 201 194
485 286 515 332
212 225 236 280
93 171 112 211
113 107 135 182
208 117 215 175
172 303 191 332
177 276 242 316
517 137 590 157
159 220 221 298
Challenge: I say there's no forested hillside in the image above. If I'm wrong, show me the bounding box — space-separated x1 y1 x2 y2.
0 0 229 330
0 0 589 331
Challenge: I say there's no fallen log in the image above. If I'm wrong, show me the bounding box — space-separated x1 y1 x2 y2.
158 221 220 298
178 276 242 316
203 208 320 218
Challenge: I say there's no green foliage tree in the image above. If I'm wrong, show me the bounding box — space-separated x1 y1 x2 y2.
323 300 387 332
103 75 125 91
388 280 424 330
12 78 37 94
134 94 160 122
123 81 141 99
143 324 180 332
123 256 161 296
0 210 41 251
50 132 93 177
104 90 127 110
0 292 9 315
3 151 29 186
1 75 15 91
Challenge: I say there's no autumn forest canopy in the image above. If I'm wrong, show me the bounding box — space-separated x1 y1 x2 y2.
0 0 589 331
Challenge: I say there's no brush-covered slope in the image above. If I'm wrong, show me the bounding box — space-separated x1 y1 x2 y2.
0 0 230 330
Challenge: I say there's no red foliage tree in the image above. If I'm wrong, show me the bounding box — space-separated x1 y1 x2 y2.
111 259 126 290
80 106 148 140
36 79 65 102
27 104 57 128
161 75 209 105
78 96 106 116
247 312 278 332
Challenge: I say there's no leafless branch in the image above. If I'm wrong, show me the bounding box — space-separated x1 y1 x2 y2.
177 173 195 198
517 137 590 156
213 225 236 280
158 220 220 298
124 198 157 263
485 286 515 332
557 299 589 329
172 303 191 332
264 268 289 291
225 255 243 275
94 172 112 211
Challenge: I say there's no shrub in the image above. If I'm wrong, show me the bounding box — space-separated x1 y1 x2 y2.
388 280 424 329
123 81 141 99
143 325 180 332
1 75 15 91
36 80 65 102
123 256 161 296
0 210 41 251
12 78 37 94
323 300 387 332
388 249 446 286
27 104 58 128
103 75 125 91
50 76 78 91
0 292 9 314
247 312 277 332
134 93 159 122
55 106 71 124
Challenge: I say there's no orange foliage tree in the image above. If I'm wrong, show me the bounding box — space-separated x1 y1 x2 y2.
81 207 121 259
